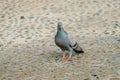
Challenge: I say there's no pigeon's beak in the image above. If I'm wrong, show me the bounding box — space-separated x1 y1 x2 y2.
57 22 63 30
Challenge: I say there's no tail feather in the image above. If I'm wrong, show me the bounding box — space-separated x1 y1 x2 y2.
73 48 84 53
72 42 84 53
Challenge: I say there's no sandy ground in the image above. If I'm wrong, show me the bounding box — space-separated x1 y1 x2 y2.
0 0 120 80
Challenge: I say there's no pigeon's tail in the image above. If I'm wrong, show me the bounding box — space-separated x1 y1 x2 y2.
72 42 84 53
73 48 84 53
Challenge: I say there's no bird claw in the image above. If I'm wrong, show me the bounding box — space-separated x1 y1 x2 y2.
61 57 67 61
61 56 72 61
66 57 72 61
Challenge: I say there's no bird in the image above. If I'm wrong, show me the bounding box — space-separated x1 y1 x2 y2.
55 20 84 61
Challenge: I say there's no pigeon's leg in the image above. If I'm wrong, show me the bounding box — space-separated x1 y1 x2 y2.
66 49 73 61
66 52 72 61
62 53 67 61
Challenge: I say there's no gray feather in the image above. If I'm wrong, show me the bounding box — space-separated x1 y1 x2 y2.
68 35 84 53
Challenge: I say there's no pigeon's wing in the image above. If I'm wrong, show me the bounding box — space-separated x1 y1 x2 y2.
68 34 84 53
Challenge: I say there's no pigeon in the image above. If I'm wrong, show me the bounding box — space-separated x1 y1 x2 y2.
55 20 84 61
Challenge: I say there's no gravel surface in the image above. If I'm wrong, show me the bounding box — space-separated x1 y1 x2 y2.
0 0 120 80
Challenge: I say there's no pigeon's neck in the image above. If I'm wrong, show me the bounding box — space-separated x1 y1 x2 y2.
57 28 67 37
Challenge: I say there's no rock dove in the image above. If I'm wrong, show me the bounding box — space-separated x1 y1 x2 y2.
55 20 84 61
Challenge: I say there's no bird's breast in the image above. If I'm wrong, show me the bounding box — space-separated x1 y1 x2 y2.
55 36 68 46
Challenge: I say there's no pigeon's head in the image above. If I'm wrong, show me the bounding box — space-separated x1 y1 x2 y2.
57 20 63 30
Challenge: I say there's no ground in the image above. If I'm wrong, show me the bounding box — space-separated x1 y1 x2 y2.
0 0 120 80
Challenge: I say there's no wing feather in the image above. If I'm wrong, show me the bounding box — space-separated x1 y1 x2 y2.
68 34 84 53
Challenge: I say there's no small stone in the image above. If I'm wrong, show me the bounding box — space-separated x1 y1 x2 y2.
91 74 99 79
20 16 25 19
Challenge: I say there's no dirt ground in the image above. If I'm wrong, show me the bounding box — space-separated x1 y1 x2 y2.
0 0 120 80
